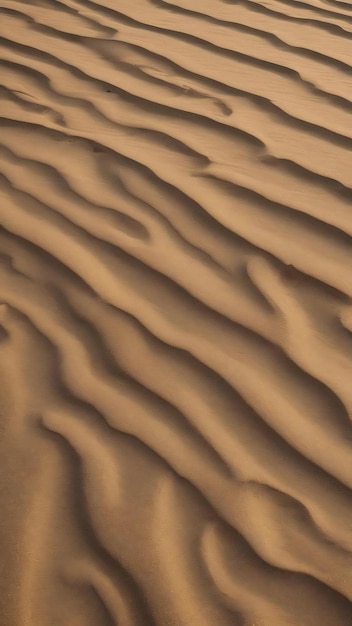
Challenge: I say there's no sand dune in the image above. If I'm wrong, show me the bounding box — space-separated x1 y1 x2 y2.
0 0 352 624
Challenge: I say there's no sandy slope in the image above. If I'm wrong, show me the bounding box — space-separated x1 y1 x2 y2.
0 0 352 624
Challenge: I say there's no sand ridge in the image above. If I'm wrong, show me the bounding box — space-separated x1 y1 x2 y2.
0 0 352 624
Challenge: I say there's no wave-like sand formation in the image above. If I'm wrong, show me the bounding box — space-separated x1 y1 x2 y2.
0 0 352 624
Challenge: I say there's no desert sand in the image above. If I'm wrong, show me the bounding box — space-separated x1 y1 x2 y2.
0 0 352 624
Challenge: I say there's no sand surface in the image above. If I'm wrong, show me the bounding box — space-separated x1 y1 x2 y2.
0 0 352 624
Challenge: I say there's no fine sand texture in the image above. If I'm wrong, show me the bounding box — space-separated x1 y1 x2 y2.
1 0 352 624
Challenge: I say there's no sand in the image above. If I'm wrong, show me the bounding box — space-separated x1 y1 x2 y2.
0 0 352 624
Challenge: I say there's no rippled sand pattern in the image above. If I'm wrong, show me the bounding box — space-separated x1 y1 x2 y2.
1 0 352 624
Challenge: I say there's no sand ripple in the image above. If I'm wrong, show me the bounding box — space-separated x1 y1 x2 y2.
0 0 352 624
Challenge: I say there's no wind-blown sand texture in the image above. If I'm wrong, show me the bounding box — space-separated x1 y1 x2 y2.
0 0 352 624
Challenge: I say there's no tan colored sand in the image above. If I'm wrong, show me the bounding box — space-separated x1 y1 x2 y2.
0 0 352 624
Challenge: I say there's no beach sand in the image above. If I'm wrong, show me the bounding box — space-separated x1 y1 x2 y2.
0 0 352 624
